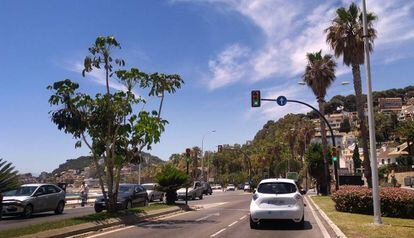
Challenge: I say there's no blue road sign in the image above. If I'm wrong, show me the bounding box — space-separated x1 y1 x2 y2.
276 96 287 106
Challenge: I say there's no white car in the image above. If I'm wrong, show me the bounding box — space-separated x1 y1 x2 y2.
249 178 305 229
226 184 235 191
141 183 164 202
243 183 251 192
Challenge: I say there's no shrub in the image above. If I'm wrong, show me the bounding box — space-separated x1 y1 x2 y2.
332 186 414 218
155 163 188 205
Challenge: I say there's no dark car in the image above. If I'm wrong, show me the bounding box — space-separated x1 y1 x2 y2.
201 182 212 195
94 184 148 213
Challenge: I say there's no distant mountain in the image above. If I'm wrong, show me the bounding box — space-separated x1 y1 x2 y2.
52 152 165 175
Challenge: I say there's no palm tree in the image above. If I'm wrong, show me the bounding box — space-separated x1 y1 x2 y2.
325 2 377 187
0 158 19 193
302 50 337 195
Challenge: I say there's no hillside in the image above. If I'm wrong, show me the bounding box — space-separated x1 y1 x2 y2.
52 152 165 175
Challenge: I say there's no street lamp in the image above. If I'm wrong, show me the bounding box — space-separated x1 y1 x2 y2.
362 0 382 225
201 130 216 181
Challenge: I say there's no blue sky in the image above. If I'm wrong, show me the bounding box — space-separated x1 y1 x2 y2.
1 0 414 174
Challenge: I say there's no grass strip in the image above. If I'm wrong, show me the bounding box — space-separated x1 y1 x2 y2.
311 196 414 238
0 204 172 238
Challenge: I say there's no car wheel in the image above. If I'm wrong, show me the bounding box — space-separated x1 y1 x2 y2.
160 194 164 202
150 195 154 202
21 204 33 218
125 200 133 210
297 213 305 228
144 197 149 206
54 201 65 215
250 216 258 229
94 205 103 213
192 194 196 200
199 194 203 200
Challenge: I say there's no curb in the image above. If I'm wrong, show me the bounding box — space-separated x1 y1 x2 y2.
19 206 186 238
308 195 347 238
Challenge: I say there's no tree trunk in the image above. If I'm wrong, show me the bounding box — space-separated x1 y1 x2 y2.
352 64 372 188
157 92 164 119
318 99 330 195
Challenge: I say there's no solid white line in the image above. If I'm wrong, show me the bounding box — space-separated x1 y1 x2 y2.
228 221 238 227
239 215 247 220
196 214 213 221
210 228 226 237
304 196 331 238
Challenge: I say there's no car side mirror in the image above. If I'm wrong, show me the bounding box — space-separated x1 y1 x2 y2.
300 189 307 195
253 189 257 194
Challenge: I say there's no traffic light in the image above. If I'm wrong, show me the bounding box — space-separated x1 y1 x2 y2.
332 146 337 162
251 90 261 107
218 145 223 152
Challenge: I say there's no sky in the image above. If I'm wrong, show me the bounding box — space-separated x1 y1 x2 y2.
1 0 414 175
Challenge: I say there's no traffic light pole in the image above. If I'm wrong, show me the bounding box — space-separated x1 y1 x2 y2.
186 160 189 205
261 98 340 191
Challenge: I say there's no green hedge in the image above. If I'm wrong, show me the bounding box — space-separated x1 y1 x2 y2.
332 186 414 218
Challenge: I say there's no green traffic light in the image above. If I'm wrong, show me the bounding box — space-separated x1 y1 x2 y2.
333 157 337 161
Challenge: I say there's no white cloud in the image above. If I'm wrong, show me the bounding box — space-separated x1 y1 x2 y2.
178 0 414 90
207 44 250 90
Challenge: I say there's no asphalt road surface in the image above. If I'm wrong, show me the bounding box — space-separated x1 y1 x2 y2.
0 190 227 231
84 191 336 238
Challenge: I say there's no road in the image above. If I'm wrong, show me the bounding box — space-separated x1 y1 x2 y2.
84 190 336 238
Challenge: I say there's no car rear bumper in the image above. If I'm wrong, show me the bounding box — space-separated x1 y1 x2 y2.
250 202 303 222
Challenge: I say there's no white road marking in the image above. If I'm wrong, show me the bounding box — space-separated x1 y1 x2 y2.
200 202 228 209
239 215 247 220
228 221 238 227
85 211 191 238
304 196 331 238
195 212 220 221
210 228 226 237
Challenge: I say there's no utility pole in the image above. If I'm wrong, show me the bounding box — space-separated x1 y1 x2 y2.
362 0 382 225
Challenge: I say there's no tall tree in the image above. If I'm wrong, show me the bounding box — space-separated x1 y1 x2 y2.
325 2 377 187
339 118 351 133
0 158 20 193
302 50 337 195
48 36 183 212
397 119 414 157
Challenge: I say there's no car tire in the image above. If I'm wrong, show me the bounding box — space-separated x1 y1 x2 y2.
94 205 103 213
125 200 133 210
250 216 258 229
150 195 154 202
54 201 65 215
297 213 305 228
192 194 196 200
144 197 149 206
21 204 33 218
199 194 203 200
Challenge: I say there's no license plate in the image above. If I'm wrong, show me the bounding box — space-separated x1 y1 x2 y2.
268 200 284 205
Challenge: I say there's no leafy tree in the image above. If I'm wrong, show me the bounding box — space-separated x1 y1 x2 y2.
48 36 183 212
339 118 351 133
396 156 413 167
325 2 377 187
302 50 336 193
352 143 362 174
305 143 330 195
155 164 188 204
397 119 414 157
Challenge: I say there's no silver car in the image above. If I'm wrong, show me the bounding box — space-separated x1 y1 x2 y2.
141 183 164 202
2 184 66 218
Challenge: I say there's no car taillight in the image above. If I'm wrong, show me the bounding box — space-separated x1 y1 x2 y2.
253 193 258 201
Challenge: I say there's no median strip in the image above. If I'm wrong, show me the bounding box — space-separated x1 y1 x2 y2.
0 204 179 238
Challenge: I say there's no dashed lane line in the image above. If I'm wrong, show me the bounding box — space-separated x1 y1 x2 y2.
228 221 238 227
210 228 227 237
239 215 247 220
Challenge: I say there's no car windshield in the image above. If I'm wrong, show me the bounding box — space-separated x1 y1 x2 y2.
12 186 38 196
119 186 134 193
258 182 297 194
228 184 234 187
142 184 154 190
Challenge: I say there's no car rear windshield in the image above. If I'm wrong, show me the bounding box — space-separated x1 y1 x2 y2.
13 186 38 196
258 182 297 194
119 186 134 193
